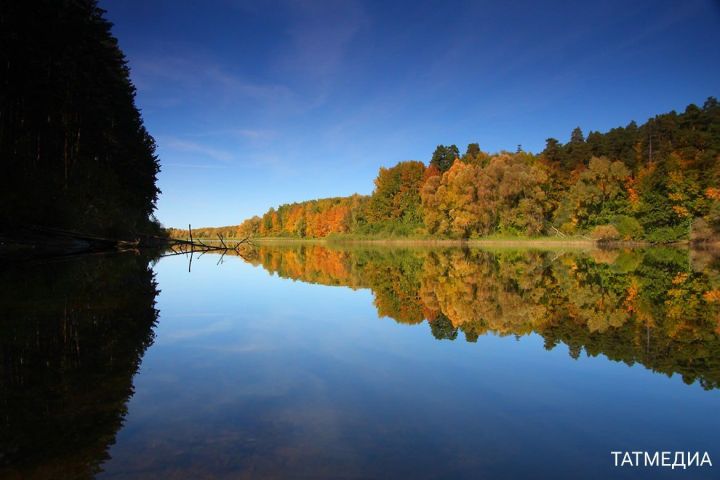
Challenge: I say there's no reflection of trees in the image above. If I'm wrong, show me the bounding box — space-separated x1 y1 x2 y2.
0 254 159 478
251 245 360 288
252 245 426 323
251 245 720 390
360 249 425 324
429 314 458 340
420 249 547 337
552 255 632 333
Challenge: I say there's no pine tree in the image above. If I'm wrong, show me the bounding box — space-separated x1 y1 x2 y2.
0 0 161 236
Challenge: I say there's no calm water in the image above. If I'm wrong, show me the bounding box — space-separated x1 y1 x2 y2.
1 245 719 479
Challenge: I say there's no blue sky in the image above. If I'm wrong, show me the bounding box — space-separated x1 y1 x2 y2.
101 0 720 228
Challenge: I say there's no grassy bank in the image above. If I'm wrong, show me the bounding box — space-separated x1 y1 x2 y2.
169 234 720 252
244 234 642 249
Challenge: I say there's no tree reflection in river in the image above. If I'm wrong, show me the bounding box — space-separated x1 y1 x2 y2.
0 254 159 479
245 244 720 390
2 245 718 479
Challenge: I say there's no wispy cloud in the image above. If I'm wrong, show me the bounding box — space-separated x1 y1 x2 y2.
130 52 296 108
160 136 235 163
278 0 367 82
232 128 273 139
186 127 277 141
163 163 230 169
162 319 233 341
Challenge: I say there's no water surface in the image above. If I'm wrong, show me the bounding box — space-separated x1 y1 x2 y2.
1 245 719 479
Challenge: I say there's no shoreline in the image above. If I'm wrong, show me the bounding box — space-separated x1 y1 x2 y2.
169 235 720 250
249 236 641 249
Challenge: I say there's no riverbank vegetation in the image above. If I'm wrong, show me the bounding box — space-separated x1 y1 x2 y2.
175 99 720 244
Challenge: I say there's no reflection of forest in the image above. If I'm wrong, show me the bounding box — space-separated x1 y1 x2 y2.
246 245 720 390
0 254 159 478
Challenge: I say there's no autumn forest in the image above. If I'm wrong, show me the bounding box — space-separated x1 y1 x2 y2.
172 99 720 244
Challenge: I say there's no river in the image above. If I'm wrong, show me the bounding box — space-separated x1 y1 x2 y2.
1 244 718 479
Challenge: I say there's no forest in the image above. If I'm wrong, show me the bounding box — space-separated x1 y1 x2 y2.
174 99 720 243
0 0 162 239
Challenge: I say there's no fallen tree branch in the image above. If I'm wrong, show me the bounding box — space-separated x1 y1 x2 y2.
551 226 566 238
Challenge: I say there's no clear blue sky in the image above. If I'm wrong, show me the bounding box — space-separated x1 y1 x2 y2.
101 0 720 228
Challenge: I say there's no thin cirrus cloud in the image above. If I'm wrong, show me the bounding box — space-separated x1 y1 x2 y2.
231 128 271 139
185 128 277 141
128 47 336 150
160 136 235 163
161 163 230 170
131 53 296 108
276 0 367 82
158 136 297 174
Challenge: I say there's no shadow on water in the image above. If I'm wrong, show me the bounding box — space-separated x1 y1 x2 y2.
242 244 720 390
0 252 160 479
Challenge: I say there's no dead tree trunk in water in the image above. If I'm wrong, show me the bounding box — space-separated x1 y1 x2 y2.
163 224 254 271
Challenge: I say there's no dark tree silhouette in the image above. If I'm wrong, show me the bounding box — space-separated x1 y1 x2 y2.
0 0 161 237
430 144 460 173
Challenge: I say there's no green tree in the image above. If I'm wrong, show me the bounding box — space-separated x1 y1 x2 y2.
430 144 460 173
366 161 426 233
564 127 590 168
567 156 630 227
542 138 563 164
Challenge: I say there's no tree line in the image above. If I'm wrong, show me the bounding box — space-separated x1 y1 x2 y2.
1 0 162 238
177 99 720 243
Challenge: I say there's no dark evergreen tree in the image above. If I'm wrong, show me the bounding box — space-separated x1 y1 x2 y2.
0 0 161 237
564 127 590 168
542 138 563 164
465 142 480 158
430 144 459 172
585 131 605 157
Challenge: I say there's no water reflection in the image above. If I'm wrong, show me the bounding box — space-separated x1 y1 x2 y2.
244 245 720 390
0 254 159 479
1 245 718 479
